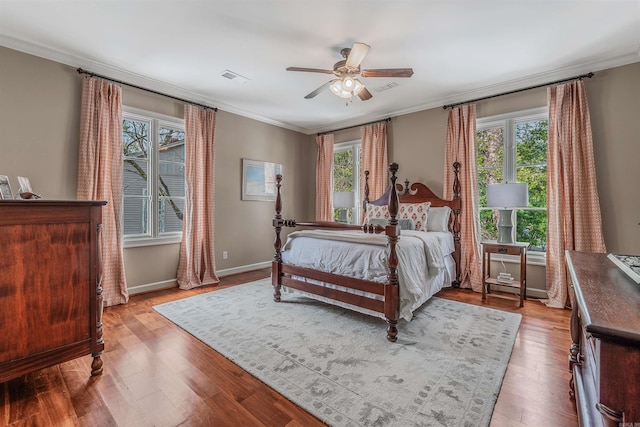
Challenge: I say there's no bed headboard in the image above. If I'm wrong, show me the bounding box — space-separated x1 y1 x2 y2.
364 162 461 221
363 162 462 287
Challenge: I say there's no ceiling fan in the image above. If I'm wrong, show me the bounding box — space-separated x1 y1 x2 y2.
286 42 414 103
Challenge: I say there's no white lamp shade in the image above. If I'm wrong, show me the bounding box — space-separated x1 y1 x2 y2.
333 191 355 208
486 183 528 208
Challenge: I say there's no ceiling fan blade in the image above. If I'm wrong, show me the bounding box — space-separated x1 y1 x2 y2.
361 68 414 78
304 80 333 99
287 67 334 74
345 42 370 69
358 87 373 101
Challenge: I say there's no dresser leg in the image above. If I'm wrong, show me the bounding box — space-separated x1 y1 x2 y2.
91 355 103 376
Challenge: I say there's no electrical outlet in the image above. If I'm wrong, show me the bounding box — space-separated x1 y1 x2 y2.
222 251 228 260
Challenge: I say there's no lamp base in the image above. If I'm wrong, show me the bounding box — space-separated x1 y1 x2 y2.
496 209 514 244
338 209 349 224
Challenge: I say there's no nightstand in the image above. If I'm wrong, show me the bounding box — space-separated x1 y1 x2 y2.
482 241 528 307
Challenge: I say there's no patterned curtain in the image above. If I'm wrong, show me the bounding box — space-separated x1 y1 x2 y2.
545 80 606 308
77 77 128 306
361 122 389 221
444 105 483 291
177 105 220 289
315 133 334 221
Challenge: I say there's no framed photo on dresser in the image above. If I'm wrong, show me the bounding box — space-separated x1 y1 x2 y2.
0 175 13 200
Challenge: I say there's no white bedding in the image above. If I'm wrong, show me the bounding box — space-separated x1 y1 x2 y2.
280 229 454 321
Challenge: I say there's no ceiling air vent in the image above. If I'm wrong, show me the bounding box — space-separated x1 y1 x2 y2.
374 82 398 93
220 70 249 84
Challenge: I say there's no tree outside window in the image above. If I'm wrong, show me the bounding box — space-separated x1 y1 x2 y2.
333 143 361 223
122 109 185 243
477 108 548 251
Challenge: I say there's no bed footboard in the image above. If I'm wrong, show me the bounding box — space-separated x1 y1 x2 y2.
272 163 401 342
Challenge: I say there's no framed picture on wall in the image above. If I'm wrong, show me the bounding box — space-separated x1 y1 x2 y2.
241 159 283 201
0 175 13 200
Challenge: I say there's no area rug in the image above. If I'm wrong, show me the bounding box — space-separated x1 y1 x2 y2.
153 280 521 427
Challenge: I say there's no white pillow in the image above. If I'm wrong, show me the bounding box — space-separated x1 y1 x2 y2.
427 206 452 232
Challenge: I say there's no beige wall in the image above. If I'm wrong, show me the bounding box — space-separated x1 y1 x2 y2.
0 46 310 292
2 45 638 295
0 47 81 199
586 64 640 254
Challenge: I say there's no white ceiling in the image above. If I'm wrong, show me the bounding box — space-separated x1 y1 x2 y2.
1 0 639 134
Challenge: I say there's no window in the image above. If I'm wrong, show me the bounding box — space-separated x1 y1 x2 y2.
332 141 361 223
122 107 185 246
477 107 548 254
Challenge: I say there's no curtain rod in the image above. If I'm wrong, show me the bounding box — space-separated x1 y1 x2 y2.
442 72 594 110
317 117 391 136
77 68 218 111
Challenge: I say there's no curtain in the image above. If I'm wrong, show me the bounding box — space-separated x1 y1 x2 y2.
361 122 389 220
444 105 483 291
77 77 128 306
315 133 334 221
545 80 606 308
177 105 220 289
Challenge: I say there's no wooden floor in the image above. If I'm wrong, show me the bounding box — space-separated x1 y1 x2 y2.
1 269 578 427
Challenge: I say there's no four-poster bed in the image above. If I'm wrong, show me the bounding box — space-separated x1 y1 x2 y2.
272 162 462 342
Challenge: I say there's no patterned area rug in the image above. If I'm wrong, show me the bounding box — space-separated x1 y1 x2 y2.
153 280 521 427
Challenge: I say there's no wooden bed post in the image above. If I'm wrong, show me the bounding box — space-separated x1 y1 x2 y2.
385 163 400 342
362 170 370 219
452 162 462 288
272 174 284 302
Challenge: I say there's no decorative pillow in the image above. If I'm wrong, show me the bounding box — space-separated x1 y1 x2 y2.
365 204 390 222
368 218 415 230
398 202 430 232
427 206 452 232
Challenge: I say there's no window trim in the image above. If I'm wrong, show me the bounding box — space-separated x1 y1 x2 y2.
122 106 185 248
477 106 548 265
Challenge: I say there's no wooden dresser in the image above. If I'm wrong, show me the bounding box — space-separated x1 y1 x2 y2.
565 250 640 427
0 200 106 383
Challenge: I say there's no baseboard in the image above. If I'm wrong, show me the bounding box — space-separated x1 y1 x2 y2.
126 261 272 295
128 279 177 295
216 261 271 277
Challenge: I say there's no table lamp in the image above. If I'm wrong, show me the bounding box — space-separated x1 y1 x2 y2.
333 191 355 223
486 183 528 244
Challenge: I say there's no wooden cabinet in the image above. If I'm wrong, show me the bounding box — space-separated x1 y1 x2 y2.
482 241 528 307
0 200 106 383
565 251 640 427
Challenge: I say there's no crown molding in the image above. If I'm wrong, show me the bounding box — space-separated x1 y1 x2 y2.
2 34 638 136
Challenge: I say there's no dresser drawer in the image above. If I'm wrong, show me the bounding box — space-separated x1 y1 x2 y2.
580 327 600 403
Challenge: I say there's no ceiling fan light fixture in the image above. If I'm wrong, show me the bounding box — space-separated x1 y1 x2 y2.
330 76 366 100
343 76 354 89
353 79 364 95
330 79 343 95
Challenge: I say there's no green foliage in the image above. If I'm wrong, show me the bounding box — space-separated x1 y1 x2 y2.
477 119 548 250
333 149 354 192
